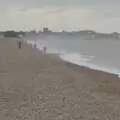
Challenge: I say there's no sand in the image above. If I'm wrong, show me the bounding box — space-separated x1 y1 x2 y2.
0 37 120 120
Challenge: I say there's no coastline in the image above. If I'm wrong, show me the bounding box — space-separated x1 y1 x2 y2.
0 37 120 119
26 39 120 77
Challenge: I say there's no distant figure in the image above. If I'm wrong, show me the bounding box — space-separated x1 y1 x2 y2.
17 39 23 49
43 45 47 53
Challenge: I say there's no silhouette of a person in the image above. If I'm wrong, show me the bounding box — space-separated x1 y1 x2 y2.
17 39 23 49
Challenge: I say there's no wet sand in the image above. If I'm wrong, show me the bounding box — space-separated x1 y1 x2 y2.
0 38 120 120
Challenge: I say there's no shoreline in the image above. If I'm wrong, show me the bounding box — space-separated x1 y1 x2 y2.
26 39 120 78
28 40 119 78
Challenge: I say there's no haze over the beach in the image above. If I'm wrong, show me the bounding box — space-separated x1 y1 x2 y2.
0 0 120 33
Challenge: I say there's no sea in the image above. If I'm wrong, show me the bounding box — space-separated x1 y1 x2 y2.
24 34 120 77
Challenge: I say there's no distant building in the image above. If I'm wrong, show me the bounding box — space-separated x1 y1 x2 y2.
43 27 52 32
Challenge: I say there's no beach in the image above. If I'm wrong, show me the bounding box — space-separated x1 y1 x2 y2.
0 38 120 120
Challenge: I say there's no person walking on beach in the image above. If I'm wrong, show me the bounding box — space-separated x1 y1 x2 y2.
17 39 23 49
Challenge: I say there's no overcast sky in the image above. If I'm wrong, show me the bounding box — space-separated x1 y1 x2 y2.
0 0 120 32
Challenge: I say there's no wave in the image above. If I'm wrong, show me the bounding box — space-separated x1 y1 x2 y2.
60 52 119 74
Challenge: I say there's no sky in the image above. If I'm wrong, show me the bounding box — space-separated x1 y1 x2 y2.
0 0 120 32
